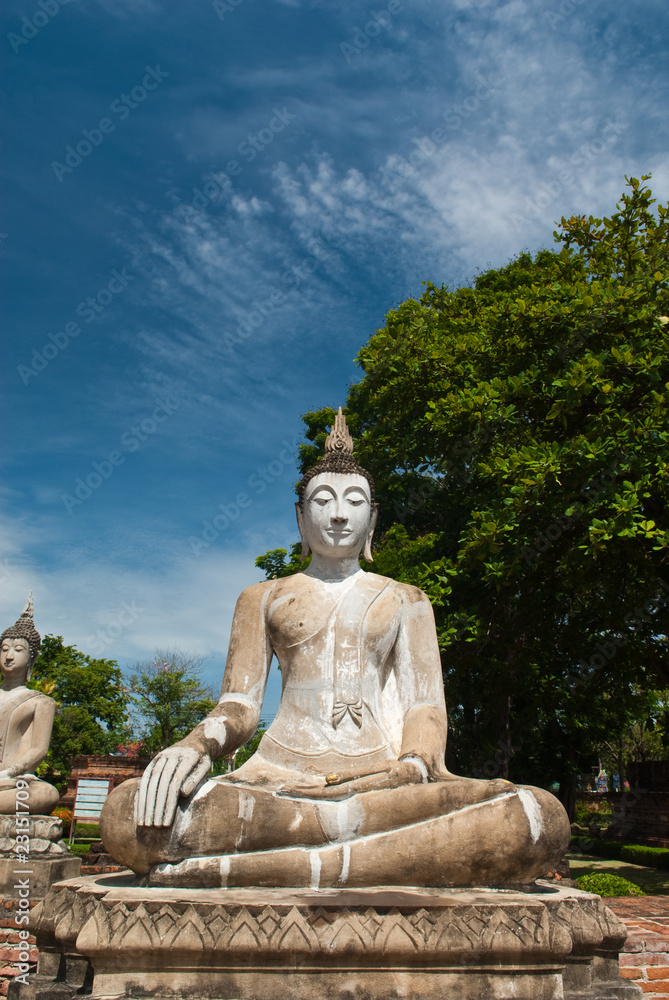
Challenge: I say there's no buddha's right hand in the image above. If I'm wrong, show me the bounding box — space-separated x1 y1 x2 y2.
135 746 211 827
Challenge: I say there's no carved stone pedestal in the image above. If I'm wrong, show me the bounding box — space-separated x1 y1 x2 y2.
0 815 71 859
0 815 80 897
21 873 641 1000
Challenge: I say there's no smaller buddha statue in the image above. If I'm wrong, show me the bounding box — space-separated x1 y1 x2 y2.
0 595 60 815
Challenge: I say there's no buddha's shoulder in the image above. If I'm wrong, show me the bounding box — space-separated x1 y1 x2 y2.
0 688 54 711
234 578 279 607
365 573 432 607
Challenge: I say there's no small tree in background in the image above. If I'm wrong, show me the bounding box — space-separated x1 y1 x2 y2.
128 649 217 755
30 635 130 788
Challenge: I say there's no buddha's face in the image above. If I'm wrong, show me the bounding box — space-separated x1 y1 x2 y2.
0 637 33 686
298 472 377 561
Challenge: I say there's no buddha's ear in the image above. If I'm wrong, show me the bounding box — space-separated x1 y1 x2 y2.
363 503 379 563
295 503 311 562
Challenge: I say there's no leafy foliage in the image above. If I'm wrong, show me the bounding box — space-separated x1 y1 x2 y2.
234 723 267 769
580 838 669 872
575 873 645 897
255 543 306 579
128 649 216 756
30 635 130 786
257 177 669 814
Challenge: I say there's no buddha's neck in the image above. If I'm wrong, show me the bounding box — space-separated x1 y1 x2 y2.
0 679 27 693
305 554 362 583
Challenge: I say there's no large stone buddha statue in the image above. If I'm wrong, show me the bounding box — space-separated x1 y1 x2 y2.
0 594 60 816
101 411 570 888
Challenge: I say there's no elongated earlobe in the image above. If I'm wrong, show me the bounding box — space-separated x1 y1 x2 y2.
363 504 379 563
295 503 311 562
362 534 374 563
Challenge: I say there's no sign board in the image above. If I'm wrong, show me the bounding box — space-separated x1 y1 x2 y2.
72 777 111 823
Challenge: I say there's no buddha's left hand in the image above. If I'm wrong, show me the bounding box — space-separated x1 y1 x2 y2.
277 760 424 800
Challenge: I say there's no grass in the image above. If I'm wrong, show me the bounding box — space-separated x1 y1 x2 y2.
567 852 669 895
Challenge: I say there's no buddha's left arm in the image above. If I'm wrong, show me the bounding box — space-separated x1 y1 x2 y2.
9 696 55 777
393 586 450 781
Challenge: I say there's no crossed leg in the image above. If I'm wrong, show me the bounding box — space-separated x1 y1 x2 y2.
100 774 569 887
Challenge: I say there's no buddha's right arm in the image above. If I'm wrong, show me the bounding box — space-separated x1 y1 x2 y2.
135 581 274 826
176 581 275 760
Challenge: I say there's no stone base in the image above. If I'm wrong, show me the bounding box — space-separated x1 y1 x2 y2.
0 816 70 860
18 873 641 1000
0 856 81 900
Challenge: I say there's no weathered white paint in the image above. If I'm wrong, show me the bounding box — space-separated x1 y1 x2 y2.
339 843 351 884
309 849 321 889
203 717 227 742
315 797 365 843
218 855 230 887
237 792 255 822
518 787 543 844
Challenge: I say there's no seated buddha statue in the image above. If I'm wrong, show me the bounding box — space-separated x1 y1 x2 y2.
0 595 60 816
101 411 570 888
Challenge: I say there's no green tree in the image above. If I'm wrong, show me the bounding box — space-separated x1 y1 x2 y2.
255 543 305 579
30 635 130 786
128 649 216 755
598 688 669 780
258 177 669 818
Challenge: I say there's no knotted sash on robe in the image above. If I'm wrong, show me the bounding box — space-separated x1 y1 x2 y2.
331 574 391 729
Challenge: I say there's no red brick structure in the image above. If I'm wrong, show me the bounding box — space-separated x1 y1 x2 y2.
609 896 669 996
59 754 151 813
0 900 38 997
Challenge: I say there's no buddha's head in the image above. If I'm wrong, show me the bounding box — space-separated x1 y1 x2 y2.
0 593 41 687
296 409 378 563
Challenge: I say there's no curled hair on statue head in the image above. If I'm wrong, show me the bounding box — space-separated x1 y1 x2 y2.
296 408 376 509
1 592 41 664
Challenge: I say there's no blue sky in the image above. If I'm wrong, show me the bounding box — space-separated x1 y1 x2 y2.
2 0 668 720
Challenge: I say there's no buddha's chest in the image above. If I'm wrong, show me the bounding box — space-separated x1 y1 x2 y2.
266 579 400 667
0 696 34 762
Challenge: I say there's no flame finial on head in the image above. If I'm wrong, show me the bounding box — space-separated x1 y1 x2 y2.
324 407 354 456
21 591 34 620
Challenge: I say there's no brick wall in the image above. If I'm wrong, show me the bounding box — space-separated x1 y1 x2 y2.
59 754 150 811
610 897 669 996
0 900 38 996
